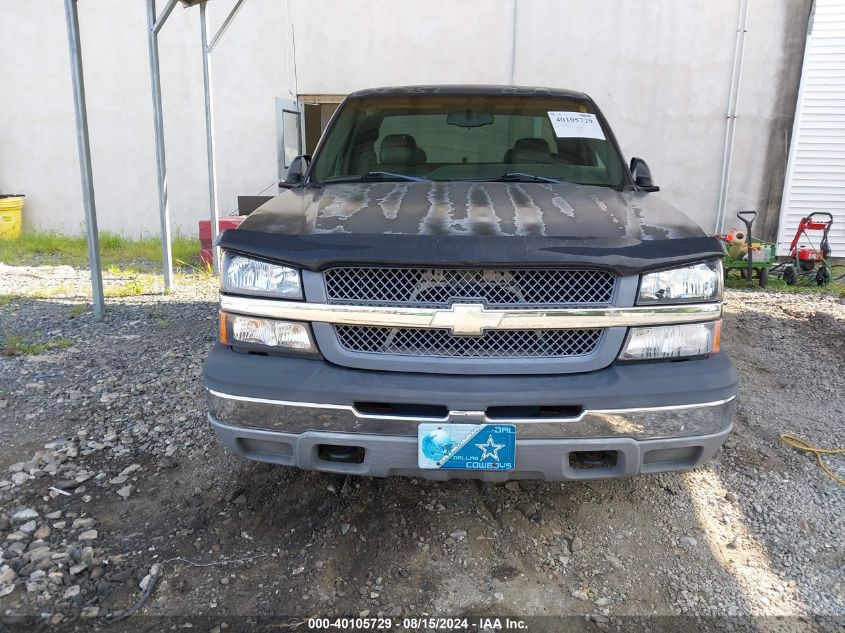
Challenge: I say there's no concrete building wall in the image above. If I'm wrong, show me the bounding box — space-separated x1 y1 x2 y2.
0 0 810 238
0 0 293 237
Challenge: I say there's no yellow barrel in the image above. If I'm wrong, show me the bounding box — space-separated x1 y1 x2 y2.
0 195 24 240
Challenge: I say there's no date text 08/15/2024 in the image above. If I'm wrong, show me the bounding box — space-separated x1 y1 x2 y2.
307 616 528 630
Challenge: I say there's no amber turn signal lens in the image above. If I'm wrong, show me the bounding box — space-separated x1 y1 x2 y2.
712 320 721 353
219 311 228 344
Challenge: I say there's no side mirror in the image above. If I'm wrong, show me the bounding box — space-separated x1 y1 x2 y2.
630 157 660 192
280 155 310 189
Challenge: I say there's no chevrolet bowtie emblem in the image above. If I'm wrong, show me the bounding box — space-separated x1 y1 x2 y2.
429 303 503 336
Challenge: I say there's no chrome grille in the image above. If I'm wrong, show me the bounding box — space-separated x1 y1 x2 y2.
324 267 615 308
335 325 603 359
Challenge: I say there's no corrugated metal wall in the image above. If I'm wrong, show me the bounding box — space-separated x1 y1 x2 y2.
777 0 845 256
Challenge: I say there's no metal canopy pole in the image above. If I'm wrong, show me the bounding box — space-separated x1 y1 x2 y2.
64 0 105 318
207 0 246 54
200 0 247 272
200 2 220 272
146 0 175 291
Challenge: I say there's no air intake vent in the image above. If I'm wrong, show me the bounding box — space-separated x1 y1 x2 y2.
324 267 615 308
335 325 602 359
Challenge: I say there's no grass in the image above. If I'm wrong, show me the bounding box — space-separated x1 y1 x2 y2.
725 266 845 298
0 294 19 307
28 285 73 299
0 232 200 270
148 309 171 328
104 275 156 298
3 334 72 356
68 304 88 317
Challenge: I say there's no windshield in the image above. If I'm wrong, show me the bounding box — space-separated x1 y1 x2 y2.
310 94 628 187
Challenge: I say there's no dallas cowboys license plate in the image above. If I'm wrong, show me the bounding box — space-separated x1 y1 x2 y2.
418 423 516 471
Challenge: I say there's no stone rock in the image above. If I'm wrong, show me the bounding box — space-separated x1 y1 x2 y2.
26 548 52 563
595 597 613 607
725 491 738 503
117 485 133 499
450 530 467 541
605 553 624 570
63 584 81 599
81 606 99 618
570 536 583 553
119 464 141 477
571 589 589 601
33 524 51 540
139 563 161 591
0 567 16 585
11 509 38 524
11 472 29 486
109 475 128 486
78 529 98 541
679 536 698 549
19 521 36 534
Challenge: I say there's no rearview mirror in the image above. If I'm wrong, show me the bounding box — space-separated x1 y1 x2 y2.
630 157 660 192
280 155 310 188
447 110 494 128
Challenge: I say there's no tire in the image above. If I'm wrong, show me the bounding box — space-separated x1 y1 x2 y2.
816 265 832 286
758 267 769 288
783 265 798 286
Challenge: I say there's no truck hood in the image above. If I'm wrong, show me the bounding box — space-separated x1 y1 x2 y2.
220 181 722 275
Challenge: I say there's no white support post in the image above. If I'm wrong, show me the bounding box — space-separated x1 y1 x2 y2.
64 0 105 318
200 2 221 272
146 0 174 292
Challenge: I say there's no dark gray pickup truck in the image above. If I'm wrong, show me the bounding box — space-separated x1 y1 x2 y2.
203 85 736 481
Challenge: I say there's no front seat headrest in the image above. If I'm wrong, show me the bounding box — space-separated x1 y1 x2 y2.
380 134 421 165
509 137 553 163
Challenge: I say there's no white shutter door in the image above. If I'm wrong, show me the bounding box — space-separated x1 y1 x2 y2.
777 0 845 256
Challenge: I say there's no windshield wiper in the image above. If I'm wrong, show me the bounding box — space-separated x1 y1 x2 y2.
320 171 428 184
483 172 562 184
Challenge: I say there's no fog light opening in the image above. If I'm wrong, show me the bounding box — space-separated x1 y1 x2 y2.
317 444 365 464
569 450 618 470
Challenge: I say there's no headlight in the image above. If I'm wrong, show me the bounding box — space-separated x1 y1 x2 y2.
638 261 722 304
619 321 721 361
222 253 302 299
220 312 317 354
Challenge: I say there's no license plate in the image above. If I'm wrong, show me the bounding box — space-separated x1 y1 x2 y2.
418 423 516 471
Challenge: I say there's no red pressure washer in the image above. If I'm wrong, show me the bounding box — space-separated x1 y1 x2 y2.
780 212 834 286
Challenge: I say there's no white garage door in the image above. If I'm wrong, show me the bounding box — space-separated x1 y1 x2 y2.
777 0 845 256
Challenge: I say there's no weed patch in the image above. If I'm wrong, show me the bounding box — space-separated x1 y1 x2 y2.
3 334 72 356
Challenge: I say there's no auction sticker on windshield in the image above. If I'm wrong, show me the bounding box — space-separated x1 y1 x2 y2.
418 424 516 470
548 111 606 140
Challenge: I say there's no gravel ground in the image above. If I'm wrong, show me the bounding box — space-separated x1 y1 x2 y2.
0 264 843 632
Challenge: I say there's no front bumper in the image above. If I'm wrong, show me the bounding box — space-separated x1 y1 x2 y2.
204 345 737 480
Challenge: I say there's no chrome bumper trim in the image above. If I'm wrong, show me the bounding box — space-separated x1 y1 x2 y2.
219 295 721 333
206 389 736 441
